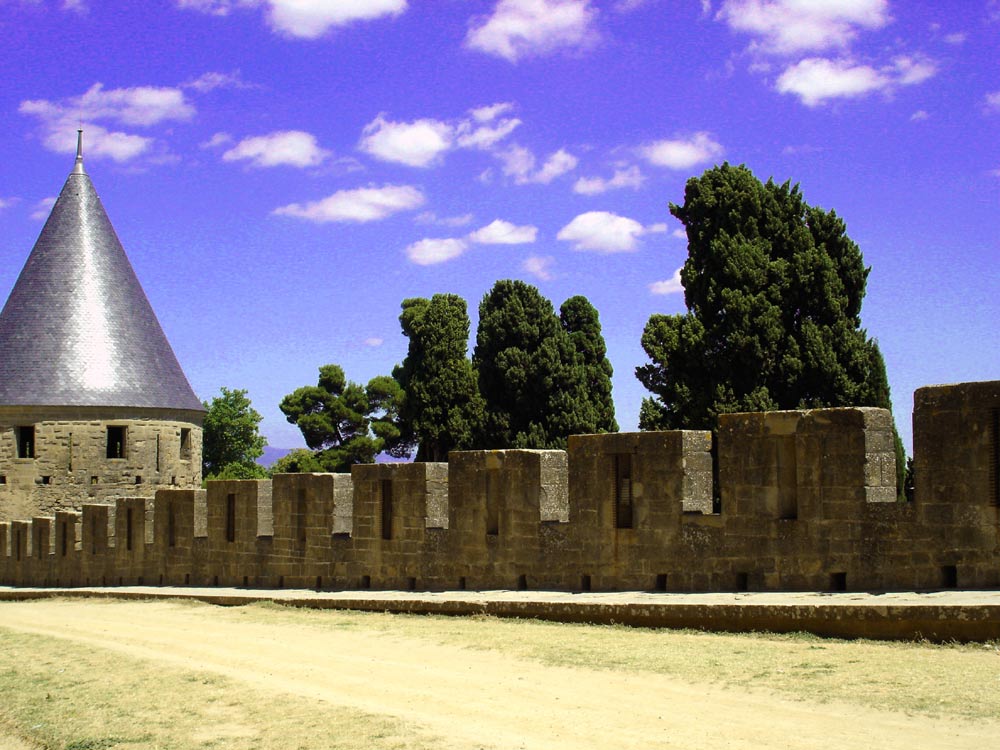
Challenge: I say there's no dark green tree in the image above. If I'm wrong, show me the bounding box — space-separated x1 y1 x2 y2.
473 280 616 449
202 387 268 480
393 294 484 461
279 365 404 473
636 163 905 491
559 295 618 435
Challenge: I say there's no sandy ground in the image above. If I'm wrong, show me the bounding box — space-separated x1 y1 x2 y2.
1 598 997 750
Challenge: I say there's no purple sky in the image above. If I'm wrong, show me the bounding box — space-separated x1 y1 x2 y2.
1 0 998 454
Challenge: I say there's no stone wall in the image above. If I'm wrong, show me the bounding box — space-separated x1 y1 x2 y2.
0 406 203 522
1 382 998 593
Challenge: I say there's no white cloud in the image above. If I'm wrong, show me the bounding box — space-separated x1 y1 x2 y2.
273 184 424 223
910 110 929 121
201 132 234 149
649 267 685 295
364 337 384 347
359 114 454 167
556 210 655 253
573 165 644 195
984 91 1000 113
522 255 555 281
360 107 521 167
671 228 687 240
499 146 578 184
19 82 195 163
0 198 15 211
468 219 538 244
266 0 406 38
31 197 57 221
415 211 475 227
184 70 254 92
470 102 515 122
943 32 966 45
776 56 935 106
640 133 724 170
466 0 599 62
222 130 330 168
179 0 407 38
62 0 88 12
406 238 469 266
717 0 890 55
455 116 522 149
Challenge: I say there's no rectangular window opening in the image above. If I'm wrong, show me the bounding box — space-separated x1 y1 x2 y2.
167 503 176 548
458 576 467 591
407 576 417 591
990 409 999 507
614 453 633 529
777 435 798 520
180 428 192 461
68 432 73 471
655 573 668 592
106 426 126 459
517 574 528 591
134 476 142 485
296 488 307 549
830 572 847 592
155 434 161 473
0 475 6 485
941 565 958 589
580 574 592 592
360 575 371 589
735 572 749 592
16 426 35 459
40 476 51 485
90 476 98 485
485 472 499 536
225 493 236 543
380 480 393 541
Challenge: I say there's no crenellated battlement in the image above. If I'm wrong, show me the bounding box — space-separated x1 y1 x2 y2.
2 382 998 593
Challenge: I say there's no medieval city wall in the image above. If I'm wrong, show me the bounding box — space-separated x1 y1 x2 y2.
0 406 203 522
1 381 997 593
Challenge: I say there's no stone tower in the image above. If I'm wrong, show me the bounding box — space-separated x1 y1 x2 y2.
0 133 205 522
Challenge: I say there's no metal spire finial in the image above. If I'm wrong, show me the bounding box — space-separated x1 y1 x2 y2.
72 129 85 175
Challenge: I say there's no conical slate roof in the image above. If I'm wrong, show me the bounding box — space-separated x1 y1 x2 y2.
0 136 204 412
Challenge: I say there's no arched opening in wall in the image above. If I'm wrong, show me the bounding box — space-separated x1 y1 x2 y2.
614 454 633 529
941 565 958 588
458 576 467 590
243 575 249 588
830 572 847 592
517 574 528 591
360 575 371 589
16 426 35 459
106 426 126 459
407 577 417 591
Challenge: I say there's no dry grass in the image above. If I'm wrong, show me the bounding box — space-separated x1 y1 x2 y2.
230 601 1000 720
1 598 999 749
0 625 441 750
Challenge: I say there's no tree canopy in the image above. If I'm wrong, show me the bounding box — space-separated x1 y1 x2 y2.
636 164 904 490
393 294 484 462
201 387 268 480
278 365 405 473
474 280 616 449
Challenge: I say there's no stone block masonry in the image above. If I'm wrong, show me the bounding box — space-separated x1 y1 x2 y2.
1 382 998 593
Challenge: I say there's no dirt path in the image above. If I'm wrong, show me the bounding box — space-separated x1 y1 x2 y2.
0 599 994 750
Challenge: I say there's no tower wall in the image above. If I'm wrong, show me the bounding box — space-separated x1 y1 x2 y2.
0 406 203 522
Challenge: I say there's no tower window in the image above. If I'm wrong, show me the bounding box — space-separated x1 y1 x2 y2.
16 426 35 459
180 428 192 460
106 426 126 459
